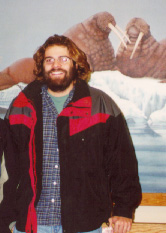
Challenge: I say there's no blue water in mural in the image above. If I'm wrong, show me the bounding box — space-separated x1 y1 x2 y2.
128 123 166 193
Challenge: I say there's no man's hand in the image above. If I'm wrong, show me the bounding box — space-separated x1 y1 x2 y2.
107 216 132 233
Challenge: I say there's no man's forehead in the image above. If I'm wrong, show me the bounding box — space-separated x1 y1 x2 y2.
44 45 69 57
45 45 68 51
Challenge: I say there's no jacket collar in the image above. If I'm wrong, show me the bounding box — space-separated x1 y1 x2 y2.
71 79 90 103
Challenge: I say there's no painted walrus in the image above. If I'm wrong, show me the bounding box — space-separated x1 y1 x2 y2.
0 11 128 90
0 58 35 90
116 17 166 80
64 11 128 71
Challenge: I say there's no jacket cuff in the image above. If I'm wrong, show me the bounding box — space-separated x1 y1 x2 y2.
112 206 133 219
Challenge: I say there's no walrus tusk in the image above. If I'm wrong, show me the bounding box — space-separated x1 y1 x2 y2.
115 25 131 43
108 23 127 48
130 31 144 59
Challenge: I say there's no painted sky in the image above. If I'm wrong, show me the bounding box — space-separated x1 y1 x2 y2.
0 0 166 69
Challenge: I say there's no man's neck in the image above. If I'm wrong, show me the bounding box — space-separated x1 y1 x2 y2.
47 82 74 97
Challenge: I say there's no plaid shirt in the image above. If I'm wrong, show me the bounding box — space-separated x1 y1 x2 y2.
36 85 74 226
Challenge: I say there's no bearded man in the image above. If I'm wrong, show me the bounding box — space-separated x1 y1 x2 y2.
0 34 141 233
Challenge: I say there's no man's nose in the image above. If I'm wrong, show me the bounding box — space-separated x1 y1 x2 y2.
52 59 62 68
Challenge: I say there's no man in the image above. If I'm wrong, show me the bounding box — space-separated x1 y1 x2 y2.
0 118 11 203
0 34 141 233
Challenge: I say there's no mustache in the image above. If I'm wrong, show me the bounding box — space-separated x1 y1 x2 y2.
48 68 66 74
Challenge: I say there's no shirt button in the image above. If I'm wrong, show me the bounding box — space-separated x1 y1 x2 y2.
55 165 58 169
51 198 55 203
53 181 57 185
57 148 59 152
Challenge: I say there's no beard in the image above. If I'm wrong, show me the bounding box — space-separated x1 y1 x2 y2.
43 65 77 92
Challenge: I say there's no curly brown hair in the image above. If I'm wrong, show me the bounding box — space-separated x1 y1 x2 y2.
33 34 91 82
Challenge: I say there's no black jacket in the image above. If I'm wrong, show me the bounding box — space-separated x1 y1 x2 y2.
0 79 141 233
0 118 17 233
0 118 7 161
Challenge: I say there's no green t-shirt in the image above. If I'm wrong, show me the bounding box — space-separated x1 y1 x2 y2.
48 92 69 114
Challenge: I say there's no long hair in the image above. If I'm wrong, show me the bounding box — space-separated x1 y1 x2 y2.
33 34 91 82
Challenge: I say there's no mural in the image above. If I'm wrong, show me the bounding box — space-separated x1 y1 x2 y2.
0 1 166 194
116 17 166 80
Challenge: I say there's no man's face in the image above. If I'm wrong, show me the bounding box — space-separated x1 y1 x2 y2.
43 45 77 92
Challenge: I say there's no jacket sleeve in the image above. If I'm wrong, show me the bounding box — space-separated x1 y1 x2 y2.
104 112 142 219
0 118 18 233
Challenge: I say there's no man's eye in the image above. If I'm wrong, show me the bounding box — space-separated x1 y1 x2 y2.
60 57 69 62
45 58 54 63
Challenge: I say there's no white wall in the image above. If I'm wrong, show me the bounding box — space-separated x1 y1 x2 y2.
135 206 166 223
